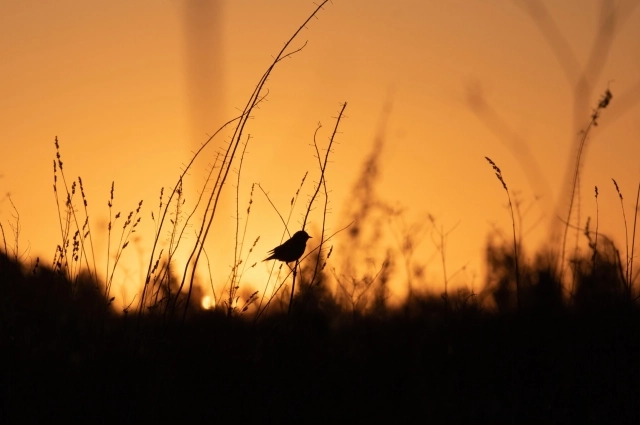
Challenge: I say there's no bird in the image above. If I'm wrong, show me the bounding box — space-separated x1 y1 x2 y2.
263 230 311 263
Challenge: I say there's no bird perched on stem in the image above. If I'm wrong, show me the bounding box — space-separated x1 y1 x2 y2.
263 230 311 263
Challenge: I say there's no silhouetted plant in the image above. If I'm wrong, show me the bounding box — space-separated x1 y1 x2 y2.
485 157 521 311
0 195 29 264
288 101 347 317
610 178 640 299
226 142 258 318
292 249 341 321
572 233 629 309
52 138 101 286
630 182 640 297
335 100 410 319
254 176 307 320
592 186 599 277
389 209 431 304
526 248 564 313
561 88 612 282
333 258 388 321
483 231 520 312
427 215 469 312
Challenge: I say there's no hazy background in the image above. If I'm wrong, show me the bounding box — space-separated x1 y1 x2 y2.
1 0 639 308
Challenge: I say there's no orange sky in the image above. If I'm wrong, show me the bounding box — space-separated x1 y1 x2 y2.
2 0 640 309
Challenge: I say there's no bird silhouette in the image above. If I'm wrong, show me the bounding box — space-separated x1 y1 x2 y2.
263 230 311 263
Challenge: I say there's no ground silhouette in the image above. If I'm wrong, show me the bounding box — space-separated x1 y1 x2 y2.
1 247 639 424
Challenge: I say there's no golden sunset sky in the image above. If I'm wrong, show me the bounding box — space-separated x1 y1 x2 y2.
1 0 639 308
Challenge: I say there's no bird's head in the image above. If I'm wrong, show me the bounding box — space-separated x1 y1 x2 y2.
293 230 311 242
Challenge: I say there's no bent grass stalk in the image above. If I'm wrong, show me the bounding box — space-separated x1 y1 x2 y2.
105 182 117 300
174 0 332 323
612 178 631 296
136 114 245 323
0 221 7 256
630 182 640 296
77 176 98 286
485 157 520 311
227 136 252 317
307 122 330 286
289 101 347 317
296 120 340 313
560 89 612 285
